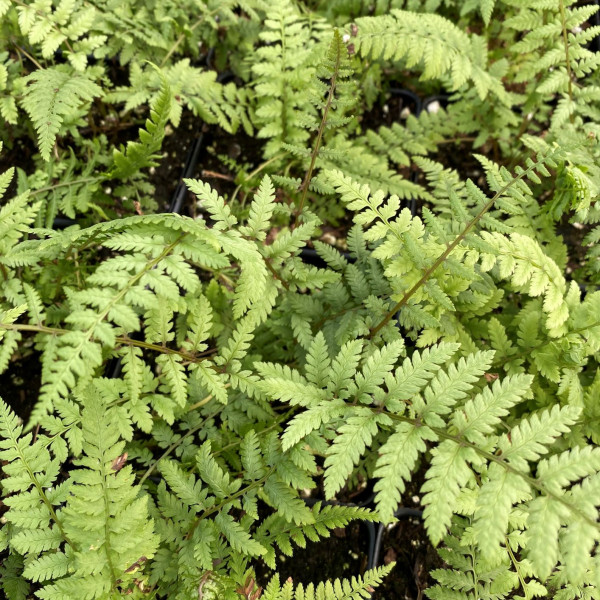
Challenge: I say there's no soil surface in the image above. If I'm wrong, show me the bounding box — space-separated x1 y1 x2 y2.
371 515 441 600
254 520 371 591
0 345 42 422
370 461 441 600
253 462 441 599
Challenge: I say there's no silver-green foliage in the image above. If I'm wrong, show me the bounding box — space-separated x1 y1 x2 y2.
258 339 600 586
2 1 600 599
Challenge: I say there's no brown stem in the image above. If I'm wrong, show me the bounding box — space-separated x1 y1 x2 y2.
293 36 342 227
264 257 290 290
12 42 43 70
382 410 600 533
369 156 552 337
558 0 574 124
0 322 214 366
202 170 235 181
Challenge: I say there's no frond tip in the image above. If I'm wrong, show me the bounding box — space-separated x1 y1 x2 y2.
21 67 103 161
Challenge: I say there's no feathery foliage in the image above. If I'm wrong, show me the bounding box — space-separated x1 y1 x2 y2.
2 1 600 599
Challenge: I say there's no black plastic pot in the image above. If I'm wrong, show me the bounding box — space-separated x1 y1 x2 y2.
368 507 423 570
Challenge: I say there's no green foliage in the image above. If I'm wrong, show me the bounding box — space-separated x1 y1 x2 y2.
109 66 172 180
0 392 159 599
351 9 508 101
260 564 394 600
20 67 103 161
2 1 600 599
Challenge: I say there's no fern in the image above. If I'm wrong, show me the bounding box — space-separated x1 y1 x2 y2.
258 333 600 589
260 564 394 600
12 0 107 70
2 2 600 598
20 66 103 161
108 65 172 179
1 391 159 599
351 10 507 101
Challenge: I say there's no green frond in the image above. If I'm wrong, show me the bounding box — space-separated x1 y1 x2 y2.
450 374 533 444
58 392 159 590
281 398 346 451
21 67 102 161
214 512 266 557
305 332 331 388
0 189 41 256
352 10 504 100
422 440 479 544
374 422 435 523
324 409 390 498
418 350 495 427
239 176 277 241
261 564 394 600
497 404 581 471
109 65 172 179
196 441 241 498
263 474 315 525
159 459 208 510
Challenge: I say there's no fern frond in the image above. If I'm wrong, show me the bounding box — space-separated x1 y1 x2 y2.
54 390 159 596
374 421 435 523
109 66 172 179
324 409 390 498
21 67 102 161
352 10 505 100
239 176 277 241
261 564 394 600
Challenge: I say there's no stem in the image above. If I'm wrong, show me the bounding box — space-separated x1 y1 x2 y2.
558 0 574 124
293 36 342 226
12 439 72 546
437 136 477 145
29 177 103 197
138 408 222 487
507 537 530 600
101 450 119 588
202 170 235 181
385 411 600 533
211 410 293 459
160 13 218 67
0 322 214 366
13 43 43 70
264 257 289 290
185 468 276 540
186 386 230 412
229 154 286 205
491 319 600 369
468 534 480 600
369 157 551 337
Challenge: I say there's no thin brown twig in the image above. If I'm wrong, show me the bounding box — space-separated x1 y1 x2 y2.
369 155 554 337
201 170 235 181
293 34 343 227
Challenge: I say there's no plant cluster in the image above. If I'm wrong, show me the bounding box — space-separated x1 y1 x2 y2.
1 1 600 599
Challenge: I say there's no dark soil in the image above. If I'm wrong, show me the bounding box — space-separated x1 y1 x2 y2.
557 217 594 276
361 85 422 131
370 461 441 600
148 109 266 218
0 131 38 199
253 520 371 591
152 112 204 213
0 345 42 422
370 515 441 600
252 460 441 599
